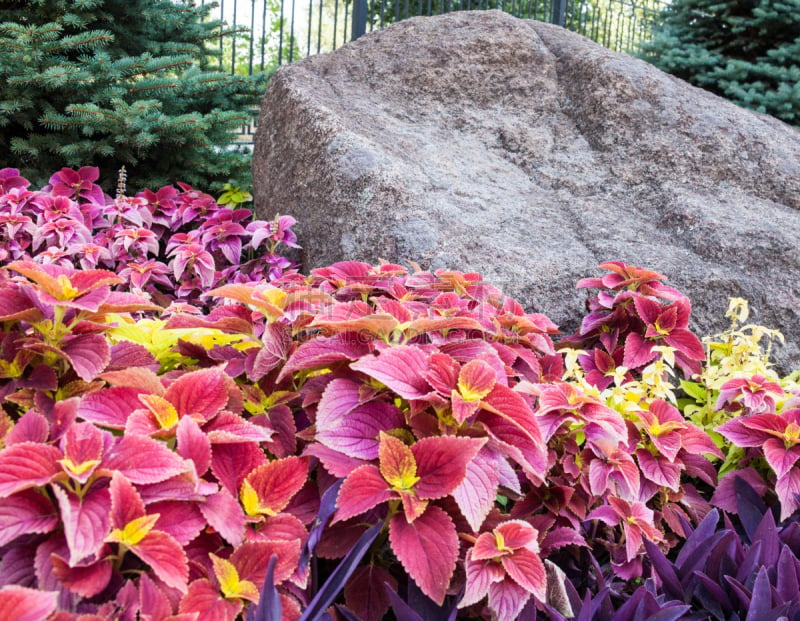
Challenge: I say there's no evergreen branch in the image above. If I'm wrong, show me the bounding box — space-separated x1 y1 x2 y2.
128 83 178 94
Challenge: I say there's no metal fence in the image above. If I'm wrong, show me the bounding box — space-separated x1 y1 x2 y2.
203 0 668 142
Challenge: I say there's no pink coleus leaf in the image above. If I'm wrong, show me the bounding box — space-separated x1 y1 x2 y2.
501 547 546 600
351 345 433 399
109 471 145 529
0 442 63 497
200 488 246 547
78 386 146 429
457 359 497 401
138 573 173 621
452 448 500 532
636 450 682 491
304 443 366 478
335 465 393 523
163 366 229 422
52 484 111 566
489 576 533 621
232 538 302 586
412 436 486 499
389 505 458 605
50 553 112 597
277 332 372 381
104 434 187 484
317 400 406 461
177 415 212 477
5 410 49 445
60 421 104 484
240 456 310 518
0 489 59 546
775 469 800 521
150 500 207 546
61 333 110 382
179 578 243 621
203 411 273 444
101 366 164 395
0 585 58 621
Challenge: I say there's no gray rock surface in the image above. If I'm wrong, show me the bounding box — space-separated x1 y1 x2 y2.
252 10 800 369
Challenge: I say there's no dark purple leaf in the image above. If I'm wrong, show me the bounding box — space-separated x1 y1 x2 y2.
300 479 342 569
693 572 729 619
385 583 425 621
736 540 764 586
334 606 363 621
776 544 800 603
643 540 683 601
405 577 459 621
246 555 281 621
675 509 721 573
735 476 768 543
745 567 772 621
298 523 382 621
752 509 780 566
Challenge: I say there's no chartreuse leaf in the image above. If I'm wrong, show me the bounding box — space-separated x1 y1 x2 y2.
210 553 259 602
107 513 160 547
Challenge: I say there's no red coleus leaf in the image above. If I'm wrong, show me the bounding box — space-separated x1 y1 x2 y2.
232 538 302 586
335 465 393 523
163 366 229 422
150 500 207 546
664 329 705 361
78 386 146 429
0 489 59 547
52 484 111 566
389 505 458 605
240 456 309 518
61 333 110 381
0 585 58 621
211 443 267 497
50 553 112 597
452 448 500 532
101 366 164 395
502 547 546 601
131 529 190 593
412 436 486 499
0 287 43 322
104 434 187 484
379 432 418 491
0 442 62 497
204 411 273 444
351 345 433 399
179 578 243 621
479 385 548 482
138 573 173 621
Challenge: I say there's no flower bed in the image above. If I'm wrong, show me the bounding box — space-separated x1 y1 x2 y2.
1 169 799 620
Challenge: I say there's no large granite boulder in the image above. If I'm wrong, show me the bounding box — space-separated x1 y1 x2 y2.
252 10 800 369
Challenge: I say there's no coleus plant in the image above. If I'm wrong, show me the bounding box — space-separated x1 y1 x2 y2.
0 256 727 620
0 167 297 308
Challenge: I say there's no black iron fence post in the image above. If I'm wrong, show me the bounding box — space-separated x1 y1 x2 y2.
351 0 368 40
550 0 566 26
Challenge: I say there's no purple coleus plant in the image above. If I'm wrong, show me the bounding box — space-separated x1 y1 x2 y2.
0 167 298 308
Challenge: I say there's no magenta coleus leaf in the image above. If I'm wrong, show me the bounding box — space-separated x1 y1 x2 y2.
318 399 406 460
52 484 111 566
200 489 246 547
452 448 500 532
623 332 658 369
335 464 393 523
109 471 146 528
636 450 682 491
5 410 49 446
203 411 273 444
0 489 59 547
345 564 397 621
134 530 190 593
211 442 268 497
61 333 110 381
60 421 105 484
277 332 372 381
150 501 207 546
177 415 212 477
389 505 458 605
0 585 58 621
104 434 187 484
163 366 229 422
50 553 113 598
412 435 486 499
351 345 433 399
138 573 173 621
78 386 147 429
0 442 63 497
